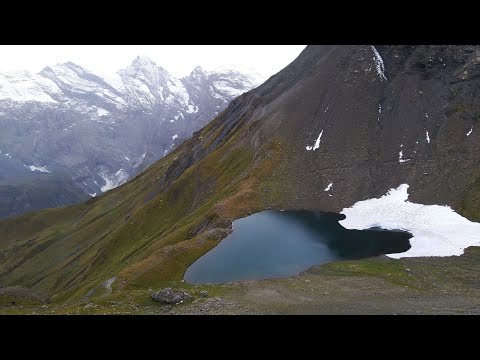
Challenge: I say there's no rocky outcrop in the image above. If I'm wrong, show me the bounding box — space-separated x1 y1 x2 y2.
151 288 193 304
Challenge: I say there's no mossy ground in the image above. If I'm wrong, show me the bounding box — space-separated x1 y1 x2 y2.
3 247 480 314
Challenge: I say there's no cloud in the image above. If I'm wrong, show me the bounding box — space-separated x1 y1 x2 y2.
0 45 306 82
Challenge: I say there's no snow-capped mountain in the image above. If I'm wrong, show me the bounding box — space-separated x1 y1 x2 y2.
0 57 257 217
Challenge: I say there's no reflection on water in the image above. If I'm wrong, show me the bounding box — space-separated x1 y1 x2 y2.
184 210 411 284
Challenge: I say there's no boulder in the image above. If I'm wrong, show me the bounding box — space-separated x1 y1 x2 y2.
151 288 192 304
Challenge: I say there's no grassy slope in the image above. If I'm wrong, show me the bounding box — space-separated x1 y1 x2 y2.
3 247 480 314
0 174 89 219
0 106 285 303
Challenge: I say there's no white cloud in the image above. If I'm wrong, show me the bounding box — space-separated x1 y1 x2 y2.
0 45 306 83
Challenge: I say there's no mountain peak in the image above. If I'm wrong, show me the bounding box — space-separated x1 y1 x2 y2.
120 55 170 80
192 65 205 74
131 55 157 67
41 61 89 76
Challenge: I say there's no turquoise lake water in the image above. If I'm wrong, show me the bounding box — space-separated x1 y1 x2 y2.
184 210 411 284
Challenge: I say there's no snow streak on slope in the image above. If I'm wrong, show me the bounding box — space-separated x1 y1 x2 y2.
398 145 410 163
26 165 50 173
371 46 387 81
306 131 323 151
340 184 480 258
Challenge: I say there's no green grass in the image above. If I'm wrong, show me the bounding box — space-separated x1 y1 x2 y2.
0 108 283 305
317 258 422 288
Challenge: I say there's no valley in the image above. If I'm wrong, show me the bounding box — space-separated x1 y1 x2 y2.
1 45 480 315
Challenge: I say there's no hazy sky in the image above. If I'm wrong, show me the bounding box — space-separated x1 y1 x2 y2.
0 45 306 81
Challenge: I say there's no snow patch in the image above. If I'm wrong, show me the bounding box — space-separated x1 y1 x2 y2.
186 104 198 114
99 175 115 193
96 107 110 117
467 127 473 137
172 134 178 140
209 85 224 100
324 182 333 192
88 192 97 197
306 130 324 151
398 148 410 163
26 165 50 173
99 169 128 192
133 150 146 168
0 72 58 103
340 184 480 258
371 46 387 81
426 130 430 144
213 80 247 97
166 78 190 106
100 72 125 91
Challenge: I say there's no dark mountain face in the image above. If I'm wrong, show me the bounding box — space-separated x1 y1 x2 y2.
0 45 478 301
262 45 480 218
0 59 256 218
183 45 480 218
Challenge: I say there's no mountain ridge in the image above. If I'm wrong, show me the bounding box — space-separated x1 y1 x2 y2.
0 45 479 305
0 57 257 218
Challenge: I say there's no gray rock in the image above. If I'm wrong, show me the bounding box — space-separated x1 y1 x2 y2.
200 290 208 297
152 288 193 304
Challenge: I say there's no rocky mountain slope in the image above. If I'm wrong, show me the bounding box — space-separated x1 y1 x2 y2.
0 173 88 219
0 45 479 305
0 58 256 217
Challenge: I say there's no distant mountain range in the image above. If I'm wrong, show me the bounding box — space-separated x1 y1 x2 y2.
1 45 480 312
0 56 258 218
